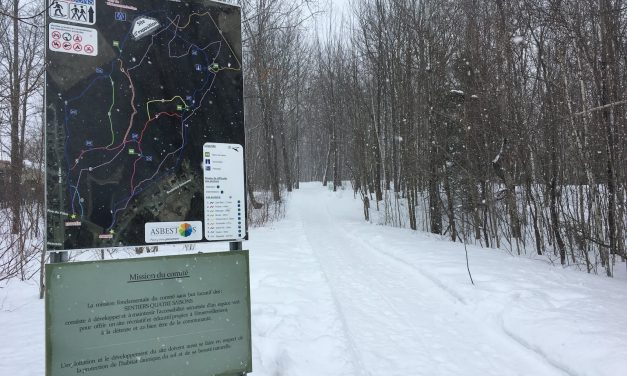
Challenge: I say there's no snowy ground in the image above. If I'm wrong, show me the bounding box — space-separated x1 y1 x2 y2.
1 183 626 376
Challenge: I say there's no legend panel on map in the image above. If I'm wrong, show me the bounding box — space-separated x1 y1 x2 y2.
203 143 246 241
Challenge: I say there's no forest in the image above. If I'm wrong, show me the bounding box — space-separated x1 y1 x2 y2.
243 0 627 277
0 0 626 283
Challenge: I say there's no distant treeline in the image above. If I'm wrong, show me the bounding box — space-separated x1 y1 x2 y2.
242 0 626 276
0 1 45 284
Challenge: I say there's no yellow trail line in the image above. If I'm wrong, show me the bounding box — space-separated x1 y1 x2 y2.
146 96 189 119
106 76 116 147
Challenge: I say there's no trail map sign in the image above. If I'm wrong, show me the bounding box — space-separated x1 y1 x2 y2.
45 0 246 251
45 252 252 376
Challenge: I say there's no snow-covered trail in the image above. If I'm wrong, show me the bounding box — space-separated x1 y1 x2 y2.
291 185 567 376
250 184 627 376
2 183 626 376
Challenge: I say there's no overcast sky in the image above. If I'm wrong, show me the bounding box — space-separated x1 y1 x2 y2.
314 0 353 38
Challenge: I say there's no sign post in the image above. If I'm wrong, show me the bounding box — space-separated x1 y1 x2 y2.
48 252 68 264
44 1 250 375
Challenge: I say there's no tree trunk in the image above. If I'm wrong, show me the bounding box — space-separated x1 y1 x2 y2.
279 121 292 192
9 0 22 235
599 0 618 276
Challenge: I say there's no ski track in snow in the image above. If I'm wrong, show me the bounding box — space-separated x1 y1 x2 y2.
294 187 568 376
1 183 626 376
337 216 576 376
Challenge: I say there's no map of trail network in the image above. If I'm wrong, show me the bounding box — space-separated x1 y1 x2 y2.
46 0 244 251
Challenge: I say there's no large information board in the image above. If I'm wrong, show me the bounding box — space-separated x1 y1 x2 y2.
45 252 252 376
45 0 246 251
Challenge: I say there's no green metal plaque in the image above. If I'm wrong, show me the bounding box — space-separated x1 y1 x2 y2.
45 252 252 376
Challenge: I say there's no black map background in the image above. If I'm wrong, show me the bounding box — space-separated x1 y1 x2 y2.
46 0 244 250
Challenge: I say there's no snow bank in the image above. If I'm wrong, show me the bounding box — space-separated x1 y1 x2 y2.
1 183 625 376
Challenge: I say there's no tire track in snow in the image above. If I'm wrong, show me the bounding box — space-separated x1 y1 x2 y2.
335 215 576 376
295 206 375 376
290 187 570 376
